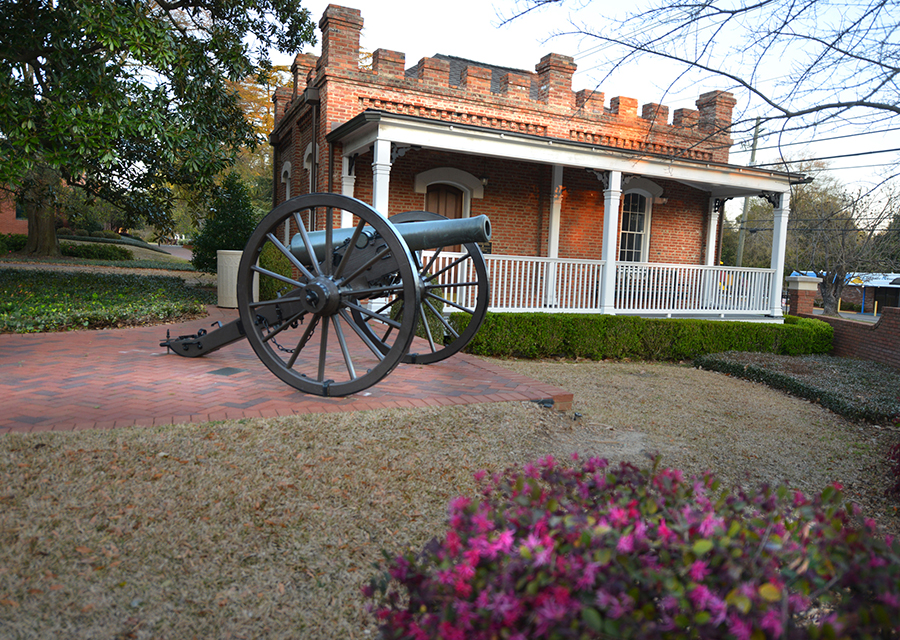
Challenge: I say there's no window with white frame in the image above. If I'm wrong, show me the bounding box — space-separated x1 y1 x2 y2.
619 192 651 262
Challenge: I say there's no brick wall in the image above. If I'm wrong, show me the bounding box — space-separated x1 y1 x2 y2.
0 192 26 235
800 307 900 372
270 3 732 264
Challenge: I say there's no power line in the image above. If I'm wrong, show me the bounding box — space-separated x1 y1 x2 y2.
731 126 900 152
753 147 900 167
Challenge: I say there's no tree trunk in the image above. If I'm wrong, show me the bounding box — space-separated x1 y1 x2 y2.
22 166 60 257
820 275 845 316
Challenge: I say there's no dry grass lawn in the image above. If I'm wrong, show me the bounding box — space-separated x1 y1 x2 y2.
1 359 898 639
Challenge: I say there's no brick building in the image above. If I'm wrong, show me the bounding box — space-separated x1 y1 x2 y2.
0 192 26 235
270 4 804 320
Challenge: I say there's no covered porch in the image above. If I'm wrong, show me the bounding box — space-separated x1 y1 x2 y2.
328 111 798 322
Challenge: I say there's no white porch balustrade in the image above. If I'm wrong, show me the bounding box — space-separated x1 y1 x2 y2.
421 252 775 317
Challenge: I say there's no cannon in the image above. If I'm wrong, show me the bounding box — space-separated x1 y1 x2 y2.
161 193 491 397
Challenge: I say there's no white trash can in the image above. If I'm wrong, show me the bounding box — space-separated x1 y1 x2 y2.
217 250 258 309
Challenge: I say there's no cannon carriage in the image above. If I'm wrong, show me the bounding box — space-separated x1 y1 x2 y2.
161 194 491 397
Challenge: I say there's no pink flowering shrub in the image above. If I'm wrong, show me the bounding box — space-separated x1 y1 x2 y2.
365 456 900 639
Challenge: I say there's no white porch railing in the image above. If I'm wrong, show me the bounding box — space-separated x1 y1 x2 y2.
615 262 773 315
421 252 775 316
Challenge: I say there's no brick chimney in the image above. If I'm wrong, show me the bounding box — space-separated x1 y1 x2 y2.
317 5 364 74
696 90 737 134
536 53 576 109
291 53 318 99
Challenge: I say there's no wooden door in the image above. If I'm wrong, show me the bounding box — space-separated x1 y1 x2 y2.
425 184 463 219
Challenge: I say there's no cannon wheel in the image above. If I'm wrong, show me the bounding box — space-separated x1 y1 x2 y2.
236 194 420 397
351 210 490 365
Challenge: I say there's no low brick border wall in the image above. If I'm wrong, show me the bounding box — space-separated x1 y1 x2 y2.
800 307 900 371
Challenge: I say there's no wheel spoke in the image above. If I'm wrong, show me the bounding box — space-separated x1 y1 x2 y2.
252 263 307 289
317 315 330 381
286 314 319 369
249 292 305 310
323 207 334 276
262 310 307 343
421 247 443 274
424 298 459 339
332 314 357 380
426 254 470 282
342 299 403 329
419 301 437 353
293 211 321 277
339 246 392 285
339 309 386 361
427 291 475 315
334 219 367 279
343 283 406 298
265 231 316 281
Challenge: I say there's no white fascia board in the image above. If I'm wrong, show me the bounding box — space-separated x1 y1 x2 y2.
337 116 794 195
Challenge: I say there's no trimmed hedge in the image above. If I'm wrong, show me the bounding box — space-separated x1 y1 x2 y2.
57 233 169 253
60 241 133 261
450 312 832 360
694 352 900 423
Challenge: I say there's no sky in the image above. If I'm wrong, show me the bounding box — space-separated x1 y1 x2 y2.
274 0 900 211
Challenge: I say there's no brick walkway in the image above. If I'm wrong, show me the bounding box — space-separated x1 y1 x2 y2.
0 307 572 434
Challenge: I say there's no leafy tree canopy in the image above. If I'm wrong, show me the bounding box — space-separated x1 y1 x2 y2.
0 0 315 252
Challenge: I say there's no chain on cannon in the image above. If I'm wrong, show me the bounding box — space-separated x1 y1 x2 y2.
161 193 491 397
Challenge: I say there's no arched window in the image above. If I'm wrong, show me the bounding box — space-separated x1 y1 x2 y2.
281 161 291 202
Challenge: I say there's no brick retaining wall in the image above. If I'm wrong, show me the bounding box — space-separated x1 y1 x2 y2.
801 307 900 371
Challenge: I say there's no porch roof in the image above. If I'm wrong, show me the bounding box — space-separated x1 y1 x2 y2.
327 109 806 199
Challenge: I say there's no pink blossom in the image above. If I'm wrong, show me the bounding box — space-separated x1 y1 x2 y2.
727 614 753 640
698 512 723 536
879 591 900 608
688 560 709 582
472 509 494 533
445 530 461 556
609 506 628 527
608 593 634 619
534 545 553 566
761 609 784 636
617 532 635 553
657 518 675 542
689 584 713 610
438 621 465 640
473 469 487 482
491 529 514 557
576 561 600 589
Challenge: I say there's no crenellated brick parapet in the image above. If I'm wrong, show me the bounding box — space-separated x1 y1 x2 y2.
275 4 736 163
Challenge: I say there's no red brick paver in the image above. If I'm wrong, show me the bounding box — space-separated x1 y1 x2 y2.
0 307 572 433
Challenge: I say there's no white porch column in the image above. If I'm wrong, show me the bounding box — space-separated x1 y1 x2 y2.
769 191 790 317
706 198 720 266
599 170 622 314
372 138 391 216
545 165 563 306
340 155 356 227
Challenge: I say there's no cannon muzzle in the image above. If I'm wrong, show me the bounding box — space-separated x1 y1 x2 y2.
290 213 491 263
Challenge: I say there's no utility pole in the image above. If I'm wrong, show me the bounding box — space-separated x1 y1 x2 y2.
736 117 761 267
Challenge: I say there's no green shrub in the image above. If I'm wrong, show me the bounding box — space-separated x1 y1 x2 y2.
60 242 133 261
191 173 258 274
451 312 833 360
90 230 121 240
258 241 293 301
73 229 90 237
1 234 28 252
368 456 900 639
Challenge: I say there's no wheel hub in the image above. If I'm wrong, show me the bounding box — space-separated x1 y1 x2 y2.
301 277 341 316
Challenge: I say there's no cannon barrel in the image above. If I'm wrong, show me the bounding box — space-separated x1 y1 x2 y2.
290 213 491 263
